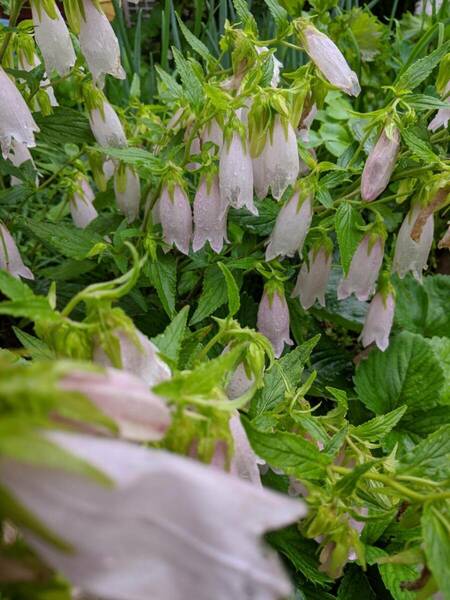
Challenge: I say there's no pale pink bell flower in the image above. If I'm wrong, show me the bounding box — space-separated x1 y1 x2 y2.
70 178 98 229
361 126 400 202
393 204 434 280
158 184 193 255
0 223 34 280
292 246 332 310
31 3 76 76
193 176 228 253
337 235 384 301
257 286 293 358
219 132 257 215
359 291 395 352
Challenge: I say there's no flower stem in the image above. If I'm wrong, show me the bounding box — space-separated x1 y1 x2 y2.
0 0 25 65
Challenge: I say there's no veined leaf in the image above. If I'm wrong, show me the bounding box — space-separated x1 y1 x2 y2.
218 262 240 317
395 41 450 92
422 502 450 598
190 265 228 325
172 47 204 107
0 270 35 301
398 425 450 480
351 406 407 440
401 128 440 165
152 305 190 367
335 202 365 276
175 13 214 62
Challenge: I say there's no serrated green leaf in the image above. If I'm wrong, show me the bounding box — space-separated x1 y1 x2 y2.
422 502 450 598
354 331 446 414
398 425 450 480
337 565 376 600
378 562 419 600
0 269 35 301
401 128 440 164
13 328 54 360
395 41 450 92
242 416 332 480
155 65 184 99
175 13 213 62
172 46 204 107
190 265 228 325
147 253 177 318
233 0 256 29
0 298 57 321
335 203 365 276
152 305 190 367
34 107 94 146
429 337 450 404
218 262 240 317
264 0 288 29
406 93 450 110
95 146 163 170
352 406 407 440
334 460 378 497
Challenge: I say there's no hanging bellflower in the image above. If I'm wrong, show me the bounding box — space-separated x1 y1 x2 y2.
78 0 126 87
158 184 193 255
114 165 141 223
70 177 98 229
1 430 304 600
0 223 34 280
361 125 400 202
360 289 395 352
219 131 257 214
59 367 171 442
257 284 293 358
18 51 58 108
193 176 228 253
264 116 300 200
428 81 450 132
265 190 313 262
393 203 434 280
0 68 39 158
298 22 360 97
338 233 384 302
93 327 171 388
31 2 76 77
292 244 332 310
88 97 128 148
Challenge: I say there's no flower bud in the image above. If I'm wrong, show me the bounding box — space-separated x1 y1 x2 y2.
393 204 434 280
93 327 171 387
31 3 76 76
193 176 228 254
264 116 300 200
158 184 192 255
114 166 141 223
257 285 293 358
0 223 34 280
78 0 125 88
265 191 313 262
300 23 360 97
70 177 98 229
360 291 395 352
0 68 39 158
292 246 332 310
337 234 384 302
219 132 257 215
8 140 36 186
361 126 400 202
252 151 270 199
428 81 450 132
59 367 171 442
88 99 127 148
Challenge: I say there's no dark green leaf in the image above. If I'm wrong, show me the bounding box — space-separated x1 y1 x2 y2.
218 262 240 317
351 406 408 440
335 203 365 275
337 565 376 600
395 41 450 92
0 269 35 301
190 265 228 325
35 107 94 146
398 425 450 480
147 253 177 318
422 502 450 598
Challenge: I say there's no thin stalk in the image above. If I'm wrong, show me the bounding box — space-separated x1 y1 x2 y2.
0 0 25 64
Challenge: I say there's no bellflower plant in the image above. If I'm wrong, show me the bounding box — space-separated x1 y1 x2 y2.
292 243 332 310
393 203 434 280
193 175 228 253
257 283 292 358
0 223 34 279
361 125 400 202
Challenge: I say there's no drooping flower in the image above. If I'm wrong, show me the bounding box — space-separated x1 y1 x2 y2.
70 177 98 229
360 291 395 352
257 285 293 358
18 51 58 108
1 430 304 600
252 151 270 199
265 190 313 262
88 99 127 148
337 234 384 302
78 0 125 87
186 134 201 171
31 3 76 77
361 126 400 202
201 118 223 152
227 362 255 400
0 68 39 158
93 327 171 388
193 176 228 253
60 368 170 441
158 184 193 255
0 223 34 280
415 0 443 15
8 140 36 187
393 204 434 280
255 46 283 88
299 23 360 97
219 132 257 214
114 166 141 223
292 246 332 310
263 116 300 200
428 81 450 132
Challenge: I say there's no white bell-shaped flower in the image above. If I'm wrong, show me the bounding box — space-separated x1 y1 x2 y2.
70 177 98 229
8 140 36 186
89 99 127 148
193 176 228 253
393 204 434 280
158 184 193 255
0 223 34 280
79 0 126 87
360 291 395 352
265 191 313 261
264 116 300 200
428 81 450 132
257 285 293 358
337 234 384 302
0 68 39 158
114 166 141 223
292 246 332 310
219 132 257 214
31 3 76 76
361 126 400 202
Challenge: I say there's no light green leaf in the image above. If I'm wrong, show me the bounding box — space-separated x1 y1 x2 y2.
190 265 228 325
395 41 450 92
152 305 190 367
401 128 440 165
172 47 204 107
264 0 288 29
13 327 54 360
398 425 450 480
218 262 240 317
0 269 35 301
335 202 365 275
95 146 163 170
378 562 418 600
0 298 57 321
422 502 450 598
351 406 408 441
175 13 214 62
147 253 177 318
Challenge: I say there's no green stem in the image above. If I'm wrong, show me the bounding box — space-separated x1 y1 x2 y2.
0 0 25 64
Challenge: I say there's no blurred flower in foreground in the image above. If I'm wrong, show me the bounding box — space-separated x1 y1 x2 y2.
292 245 332 310
79 0 126 87
1 431 305 600
298 22 360 97
31 3 76 76
360 289 395 352
0 223 34 280
428 81 450 132
0 68 39 158
361 125 400 202
257 284 292 358
114 165 141 223
393 204 434 280
157 184 193 255
219 132 257 214
93 328 171 387
265 190 313 262
193 176 228 253
70 178 98 229
338 234 384 302
59 368 171 441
